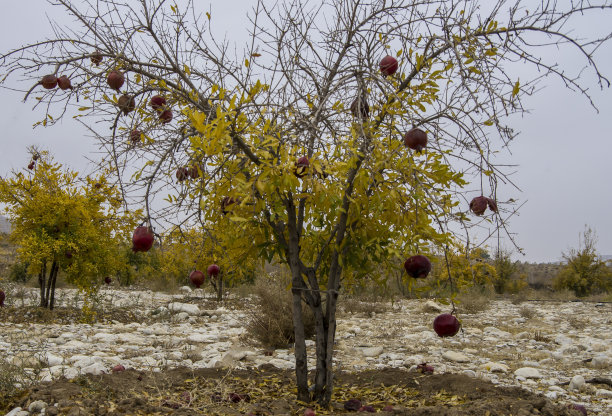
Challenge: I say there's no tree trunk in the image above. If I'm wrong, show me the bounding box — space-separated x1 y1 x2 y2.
49 263 59 310
44 261 56 309
216 275 224 301
39 261 47 307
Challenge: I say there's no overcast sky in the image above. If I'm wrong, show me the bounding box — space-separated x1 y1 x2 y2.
1 1 611 263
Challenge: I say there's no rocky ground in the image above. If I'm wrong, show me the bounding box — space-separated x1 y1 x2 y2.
0 286 610 415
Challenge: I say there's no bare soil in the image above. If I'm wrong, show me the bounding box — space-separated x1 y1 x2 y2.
3 367 584 415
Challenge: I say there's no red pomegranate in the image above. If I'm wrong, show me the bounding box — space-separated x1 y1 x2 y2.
131 226 154 252
130 129 142 145
294 156 310 178
189 270 206 288
469 196 488 215
433 313 461 337
176 167 189 182
187 164 200 179
379 55 399 76
150 95 167 111
221 196 237 215
350 97 369 118
107 70 125 90
112 364 125 372
404 255 431 278
0 290 5 307
486 197 498 213
57 75 73 90
41 75 58 89
118 94 135 115
159 109 173 124
91 50 103 66
403 128 428 152
207 264 220 277
28 162 35 170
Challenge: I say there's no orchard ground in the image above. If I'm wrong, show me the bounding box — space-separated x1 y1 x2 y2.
0 284 610 416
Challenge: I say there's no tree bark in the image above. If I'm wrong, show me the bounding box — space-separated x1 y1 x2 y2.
49 262 59 310
39 261 47 308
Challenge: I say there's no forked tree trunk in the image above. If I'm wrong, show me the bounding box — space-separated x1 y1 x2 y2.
39 260 58 309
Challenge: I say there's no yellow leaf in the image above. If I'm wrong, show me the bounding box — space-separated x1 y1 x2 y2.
251 52 261 57
512 80 520 97
206 12 211 20
245 58 250 68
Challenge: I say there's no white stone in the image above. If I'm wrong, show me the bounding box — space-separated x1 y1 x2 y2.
40 352 64 366
81 362 107 375
595 388 612 398
480 362 509 373
442 351 470 363
266 358 294 370
422 300 443 312
28 400 47 412
569 375 585 390
544 391 558 400
591 355 610 369
92 332 118 343
463 370 477 377
554 334 573 345
513 367 542 379
168 302 200 315
179 286 192 294
5 408 23 416
362 346 384 357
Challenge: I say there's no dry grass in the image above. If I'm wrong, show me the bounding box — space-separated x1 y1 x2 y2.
455 287 491 314
340 298 389 317
519 306 537 319
245 274 315 349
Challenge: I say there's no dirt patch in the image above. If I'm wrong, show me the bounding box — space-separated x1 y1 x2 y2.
3 367 584 416
0 305 145 325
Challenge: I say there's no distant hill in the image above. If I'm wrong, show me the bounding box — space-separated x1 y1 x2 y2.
0 215 11 234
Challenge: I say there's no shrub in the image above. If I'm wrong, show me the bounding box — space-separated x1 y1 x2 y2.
455 286 491 314
246 273 315 349
553 227 612 297
8 262 30 283
492 249 522 294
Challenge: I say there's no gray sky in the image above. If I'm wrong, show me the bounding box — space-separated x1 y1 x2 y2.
1 1 611 263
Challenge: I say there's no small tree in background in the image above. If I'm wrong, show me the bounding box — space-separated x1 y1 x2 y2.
554 227 612 297
493 248 522 294
0 150 139 309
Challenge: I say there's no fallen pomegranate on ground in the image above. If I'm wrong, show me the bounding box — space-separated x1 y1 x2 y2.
417 362 434 374
111 364 125 373
104 276 112 285
568 404 587 415
359 405 376 413
343 398 362 411
379 55 399 76
433 313 461 337
189 270 205 288
404 255 431 278
131 226 154 252
403 127 428 152
304 408 316 416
